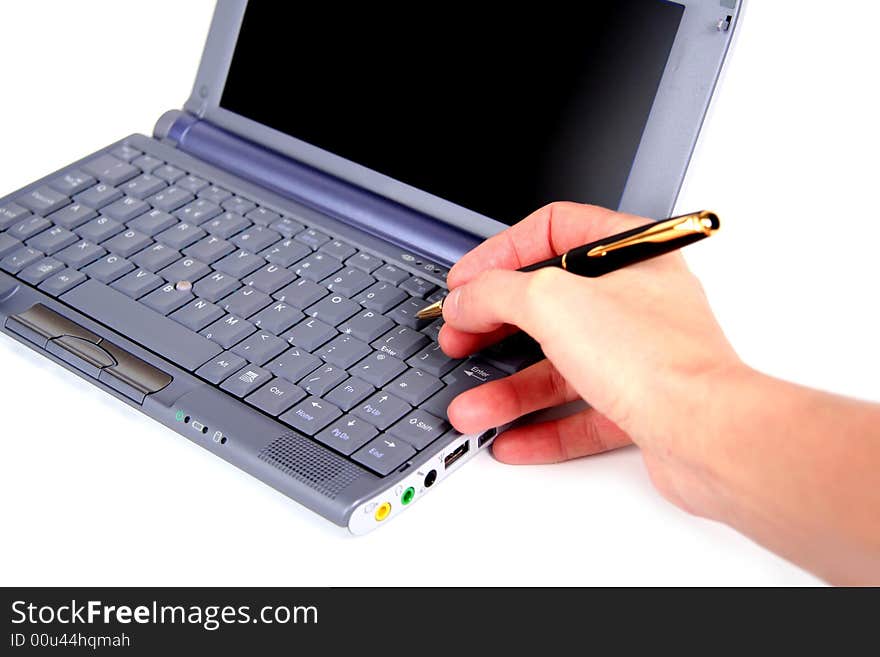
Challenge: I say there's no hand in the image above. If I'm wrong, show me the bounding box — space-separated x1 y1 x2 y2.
439 202 746 516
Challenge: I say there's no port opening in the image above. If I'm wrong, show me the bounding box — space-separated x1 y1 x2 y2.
444 441 470 470
401 487 415 505
424 470 437 488
478 428 497 448
375 502 392 521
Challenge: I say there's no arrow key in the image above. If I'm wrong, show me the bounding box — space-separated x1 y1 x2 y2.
353 434 417 476
280 396 342 435
352 391 410 430
314 415 378 455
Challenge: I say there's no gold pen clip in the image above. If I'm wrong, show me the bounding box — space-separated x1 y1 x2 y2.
586 211 719 258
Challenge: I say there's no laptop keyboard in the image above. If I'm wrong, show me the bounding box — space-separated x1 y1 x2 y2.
0 143 526 477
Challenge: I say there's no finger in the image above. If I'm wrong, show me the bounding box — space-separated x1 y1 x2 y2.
447 202 646 288
438 322 517 359
447 359 580 434
491 409 631 464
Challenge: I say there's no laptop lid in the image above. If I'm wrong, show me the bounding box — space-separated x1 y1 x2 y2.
184 1 741 239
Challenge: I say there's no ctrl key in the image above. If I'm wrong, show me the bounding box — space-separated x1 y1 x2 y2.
352 435 416 476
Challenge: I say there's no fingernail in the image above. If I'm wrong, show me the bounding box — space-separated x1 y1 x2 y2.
443 287 461 321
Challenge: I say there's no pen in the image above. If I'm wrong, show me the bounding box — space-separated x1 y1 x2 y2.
416 210 720 320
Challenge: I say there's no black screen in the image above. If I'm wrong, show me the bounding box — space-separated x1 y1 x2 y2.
221 2 684 225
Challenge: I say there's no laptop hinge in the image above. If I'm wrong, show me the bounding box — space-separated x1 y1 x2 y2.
153 111 480 266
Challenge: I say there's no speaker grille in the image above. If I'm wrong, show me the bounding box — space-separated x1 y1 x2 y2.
258 431 363 499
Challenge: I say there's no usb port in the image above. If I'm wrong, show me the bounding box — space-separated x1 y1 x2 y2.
444 441 470 469
478 428 497 448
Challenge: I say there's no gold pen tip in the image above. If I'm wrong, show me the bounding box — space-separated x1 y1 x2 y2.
416 299 444 320
697 211 720 233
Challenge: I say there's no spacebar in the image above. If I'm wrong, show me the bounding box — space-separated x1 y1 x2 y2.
61 280 222 372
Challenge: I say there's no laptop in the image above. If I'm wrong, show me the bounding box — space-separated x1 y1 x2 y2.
0 1 740 534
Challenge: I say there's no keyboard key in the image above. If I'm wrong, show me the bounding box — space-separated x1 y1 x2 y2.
103 229 152 258
322 267 374 297
265 347 321 383
39 269 87 297
9 215 51 241
243 262 296 294
0 234 21 258
269 217 305 238
294 227 330 249
102 196 149 223
399 276 437 299
74 183 122 209
111 269 163 299
353 434 416 475
220 364 271 398
55 240 105 268
232 330 288 366
426 289 447 303
346 251 383 273
314 415 378 455
156 221 205 250
481 332 544 374
262 238 310 266
83 154 139 186
60 279 222 371
372 325 429 360
389 296 432 329
175 175 209 195
132 154 163 172
293 252 341 282
77 215 123 243
214 249 264 278
305 293 360 326
318 239 356 261
407 342 461 377
353 392 410 430
338 309 395 343
246 378 306 416
184 235 234 264
201 314 256 349
49 202 97 230
111 144 141 162
198 185 232 204
351 351 407 387
192 271 239 303
250 301 304 335
203 211 250 239
18 186 70 216
273 278 327 308
27 226 77 254
128 208 176 236
222 196 256 216
422 359 507 419
159 257 211 284
121 173 166 200
374 263 409 285
245 206 281 227
169 298 225 331
279 396 341 435
315 334 371 368
221 286 271 318
141 282 193 315
153 164 186 183
388 409 450 450
232 225 282 252
132 243 179 272
386 368 444 406
420 318 443 342
283 317 336 351
356 281 407 313
174 198 221 225
0 202 30 230
83 253 134 283
325 377 375 412
194 351 247 384
18 257 64 284
148 187 194 213
299 363 347 395
1 247 42 274
48 170 96 196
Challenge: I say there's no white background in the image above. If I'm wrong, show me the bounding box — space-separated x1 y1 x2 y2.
1 1 877 586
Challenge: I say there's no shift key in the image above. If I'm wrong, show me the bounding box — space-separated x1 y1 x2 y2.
60 279 222 371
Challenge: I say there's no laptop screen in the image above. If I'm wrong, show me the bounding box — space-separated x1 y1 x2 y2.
221 2 684 226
